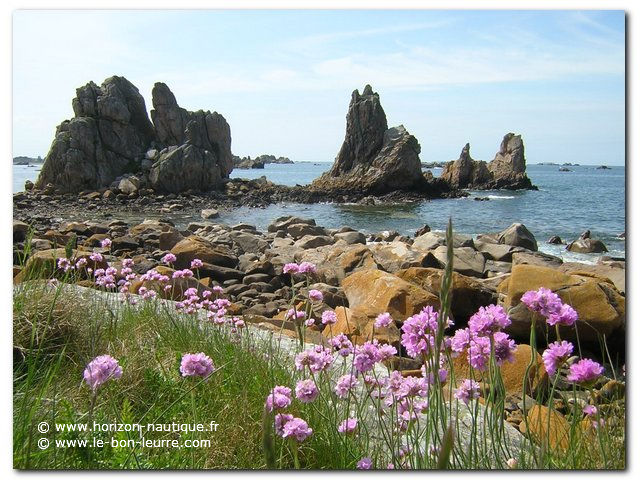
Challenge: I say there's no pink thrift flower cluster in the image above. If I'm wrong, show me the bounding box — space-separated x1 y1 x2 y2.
450 305 516 371
374 312 393 328
266 388 313 442
321 310 338 325
179 352 214 378
295 346 334 373
83 355 123 391
265 386 292 412
282 262 317 276
162 253 177 265
567 358 604 384
454 379 481 405
521 287 577 327
308 289 323 302
541 340 574 376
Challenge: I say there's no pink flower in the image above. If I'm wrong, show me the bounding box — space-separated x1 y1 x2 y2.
567 358 604 384
274 413 294 436
521 287 562 317
321 310 337 325
308 289 323 302
492 331 517 365
353 341 382 373
298 262 317 274
542 340 574 376
335 374 358 398
122 258 134 269
100 238 112 248
265 386 292 412
285 308 305 321
374 312 393 328
89 252 104 263
294 346 334 373
83 355 122 391
454 379 481 405
507 458 518 469
451 328 472 354
295 379 319 403
328 334 353 356
583 405 597 416
162 253 177 264
400 306 439 358
467 335 491 371
304 318 316 327
283 263 300 275
179 352 214 378
547 303 578 327
468 304 510 335
357 457 372 470
281 417 313 442
190 258 204 269
57 257 72 272
338 418 358 434
75 257 87 269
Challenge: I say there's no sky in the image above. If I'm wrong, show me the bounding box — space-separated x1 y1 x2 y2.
12 10 625 165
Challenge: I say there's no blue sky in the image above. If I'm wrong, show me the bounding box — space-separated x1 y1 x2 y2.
13 10 625 165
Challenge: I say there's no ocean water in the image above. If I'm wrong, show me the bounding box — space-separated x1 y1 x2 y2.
14 163 625 263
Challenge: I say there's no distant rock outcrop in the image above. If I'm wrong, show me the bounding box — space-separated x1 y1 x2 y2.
440 134 536 191
440 143 491 189
149 82 233 193
311 85 425 194
35 76 155 192
35 77 233 194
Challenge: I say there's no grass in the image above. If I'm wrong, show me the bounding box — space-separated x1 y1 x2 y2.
13 280 359 469
12 221 625 470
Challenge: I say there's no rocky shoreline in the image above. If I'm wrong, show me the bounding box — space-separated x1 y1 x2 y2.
13 213 625 356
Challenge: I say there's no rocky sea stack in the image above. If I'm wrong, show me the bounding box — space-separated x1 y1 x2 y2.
35 76 233 194
311 85 444 196
441 134 537 190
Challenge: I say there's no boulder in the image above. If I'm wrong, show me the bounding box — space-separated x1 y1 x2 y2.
13 220 29 242
342 269 440 321
369 241 429 273
428 246 486 278
412 231 474 252
520 405 570 451
498 264 625 342
267 216 316 233
474 241 526 262
310 85 424 194
201 208 220 219
293 235 334 250
511 251 563 268
333 231 366 245
35 76 155 193
170 236 238 269
117 175 140 194
566 237 608 253
476 223 538 251
396 267 496 323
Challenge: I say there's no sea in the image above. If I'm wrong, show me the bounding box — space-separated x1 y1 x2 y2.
13 162 625 264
